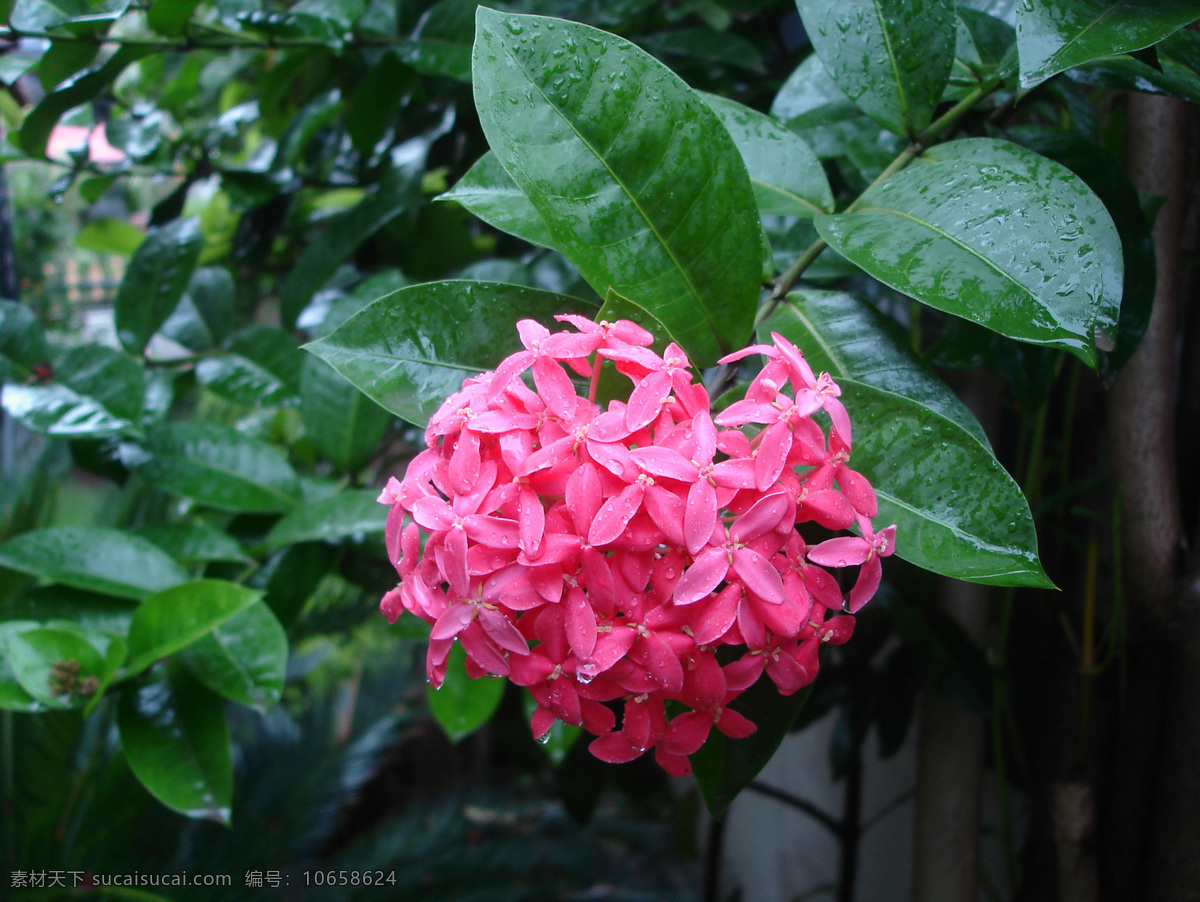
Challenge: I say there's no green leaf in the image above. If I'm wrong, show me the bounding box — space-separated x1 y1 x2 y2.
124 579 262 676
139 422 301 513
763 293 991 449
701 93 833 218
147 0 203 36
299 357 392 474
55 344 145 423
305 280 592 426
472 8 761 367
194 327 302 407
160 266 236 352
117 666 233 824
262 489 387 551
815 137 1122 366
1003 126 1155 376
0 586 137 637
133 523 251 565
1070 53 1200 104
691 674 815 817
634 28 765 71
0 527 188 600
346 51 413 155
3 625 112 709
427 643 505 742
18 45 151 159
114 218 204 354
279 155 422 329
74 218 146 257
1015 0 1200 88
796 0 957 137
0 621 44 712
1 382 136 438
438 152 556 249
771 52 854 123
838 380 1052 586
395 0 475 82
0 299 49 381
177 601 286 711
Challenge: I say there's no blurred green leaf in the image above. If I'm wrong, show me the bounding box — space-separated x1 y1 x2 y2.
3 625 111 709
263 489 388 551
74 218 146 257
117 666 233 824
133 523 252 565
439 152 555 249
0 299 49 381
299 357 392 473
146 0 203 36
139 423 301 513
0 527 188 600
114 218 204 354
160 266 236 352
427 643 506 742
0 621 45 712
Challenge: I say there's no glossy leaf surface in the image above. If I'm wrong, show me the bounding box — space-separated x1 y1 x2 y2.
140 422 300 513
840 380 1051 586
0 621 43 712
0 586 137 637
472 9 761 366
816 138 1122 366
4 625 116 709
0 300 48 381
701 93 833 218
124 579 262 675
0 527 188 600
763 293 990 449
305 280 591 426
178 601 286 711
263 489 387 552
427 643 506 742
117 667 233 824
438 152 556 249
796 0 956 137
1015 0 1200 87
114 218 203 354
133 523 251 565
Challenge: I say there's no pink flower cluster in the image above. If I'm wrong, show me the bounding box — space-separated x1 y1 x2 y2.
378 315 894 776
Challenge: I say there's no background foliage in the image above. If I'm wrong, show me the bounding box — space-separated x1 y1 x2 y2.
2 0 1200 899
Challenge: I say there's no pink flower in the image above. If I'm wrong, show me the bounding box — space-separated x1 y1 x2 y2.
377 314 894 773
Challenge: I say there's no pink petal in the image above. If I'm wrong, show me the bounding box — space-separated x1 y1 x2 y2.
464 515 520 550
380 588 404 624
800 489 855 530
644 485 686 547
443 528 470 596
807 536 871 568
630 446 697 482
692 584 740 646
684 479 719 556
714 399 776 427
731 491 791 543
517 486 545 558
715 706 756 739
625 370 673 432
634 631 684 693
565 587 598 659
430 602 474 640
662 711 713 756
624 698 653 751
479 606 530 655
588 483 645 547
533 355 578 419
458 624 510 676
837 463 878 518
565 463 604 535
412 496 455 532
847 555 883 613
589 732 643 764
712 458 757 489
516 318 551 349
732 547 786 604
754 421 791 491
692 412 717 463
673 547 729 605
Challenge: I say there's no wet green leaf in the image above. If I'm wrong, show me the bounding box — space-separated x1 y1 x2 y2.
161 267 236 352
796 0 957 137
133 523 251 565
0 621 45 712
427 643 505 742
299 356 393 474
838 381 1052 587
1015 0 1200 88
1 382 135 438
146 0 203 36
74 218 146 257
194 327 302 407
395 0 475 82
114 218 204 354
177 601 286 711
0 299 49 381
0 586 137 637
124 579 262 676
263 489 387 551
439 152 556 249
4 625 111 709
117 666 233 824
473 9 761 367
771 52 854 123
0 527 188 600
139 422 300 513
763 293 991 449
816 138 1122 366
305 280 592 426
701 93 833 218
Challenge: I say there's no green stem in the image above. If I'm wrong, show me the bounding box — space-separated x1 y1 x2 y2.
0 25 399 51
762 76 1005 322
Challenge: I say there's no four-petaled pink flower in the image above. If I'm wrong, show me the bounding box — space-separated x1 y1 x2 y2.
377 314 895 775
